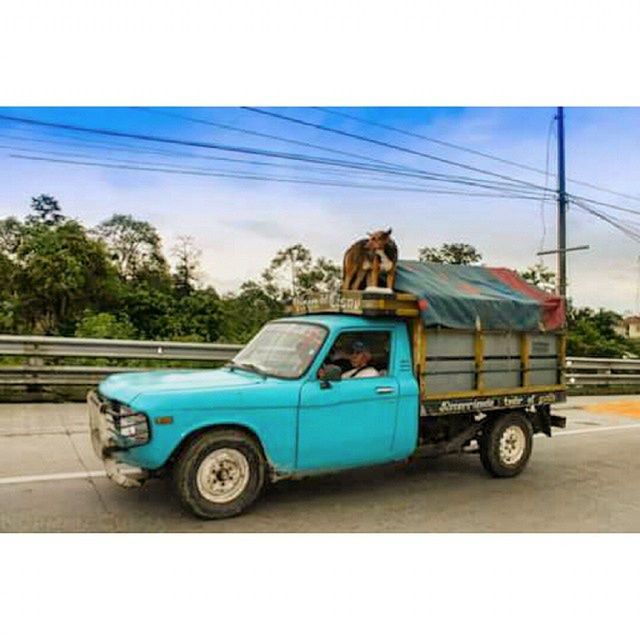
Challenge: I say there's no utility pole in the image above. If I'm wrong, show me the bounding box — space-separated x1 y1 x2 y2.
557 106 567 298
537 108 588 295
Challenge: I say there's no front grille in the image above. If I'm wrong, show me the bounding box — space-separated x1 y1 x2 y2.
98 393 150 447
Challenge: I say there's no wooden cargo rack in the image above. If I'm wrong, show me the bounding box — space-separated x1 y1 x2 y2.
289 290 420 318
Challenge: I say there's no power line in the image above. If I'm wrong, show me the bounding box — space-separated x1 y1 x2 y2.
9 153 555 202
0 113 551 197
133 107 420 172
567 194 640 218
0 135 544 197
315 107 553 177
5 110 637 227
315 107 640 204
242 107 554 192
133 109 553 196
2 142 510 192
571 198 640 243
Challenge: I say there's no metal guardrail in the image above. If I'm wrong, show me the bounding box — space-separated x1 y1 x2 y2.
0 335 243 386
1 335 640 388
565 356 640 387
0 334 242 361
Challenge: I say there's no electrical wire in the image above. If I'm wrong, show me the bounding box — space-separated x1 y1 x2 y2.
9 152 556 202
5 110 637 226
131 110 555 196
567 194 640 218
315 107 553 177
0 136 547 197
2 142 514 191
242 107 555 192
0 113 552 197
571 197 640 243
315 107 640 204
133 107 422 172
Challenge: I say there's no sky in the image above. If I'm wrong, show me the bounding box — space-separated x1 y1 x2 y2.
1 106 640 312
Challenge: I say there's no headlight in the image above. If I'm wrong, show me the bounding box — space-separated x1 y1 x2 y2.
105 402 150 447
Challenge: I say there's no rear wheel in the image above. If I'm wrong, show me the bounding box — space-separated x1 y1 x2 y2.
174 429 266 519
479 411 533 478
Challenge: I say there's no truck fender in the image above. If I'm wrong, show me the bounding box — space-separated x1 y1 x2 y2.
168 422 271 470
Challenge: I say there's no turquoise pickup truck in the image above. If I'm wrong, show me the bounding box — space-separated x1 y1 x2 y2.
88 262 567 519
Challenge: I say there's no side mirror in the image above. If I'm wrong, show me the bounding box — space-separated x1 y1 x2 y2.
319 364 342 388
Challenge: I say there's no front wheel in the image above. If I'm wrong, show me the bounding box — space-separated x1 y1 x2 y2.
479 412 533 478
174 429 266 519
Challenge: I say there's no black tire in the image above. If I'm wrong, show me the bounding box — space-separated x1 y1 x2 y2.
173 428 266 519
479 411 533 478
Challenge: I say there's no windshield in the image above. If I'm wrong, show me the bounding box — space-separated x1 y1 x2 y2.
231 322 328 379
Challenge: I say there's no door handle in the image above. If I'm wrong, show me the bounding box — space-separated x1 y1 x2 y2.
375 386 395 395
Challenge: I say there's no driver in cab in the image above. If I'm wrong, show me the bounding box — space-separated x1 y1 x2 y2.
341 341 380 379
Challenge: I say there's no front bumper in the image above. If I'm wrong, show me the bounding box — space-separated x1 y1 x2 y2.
87 390 147 488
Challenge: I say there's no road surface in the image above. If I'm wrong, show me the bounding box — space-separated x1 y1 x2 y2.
1 396 639 532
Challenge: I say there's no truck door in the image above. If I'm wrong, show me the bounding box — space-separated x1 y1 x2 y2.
297 329 400 470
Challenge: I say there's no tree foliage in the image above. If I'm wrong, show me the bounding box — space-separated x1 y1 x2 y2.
263 243 340 300
95 213 170 287
1 197 636 360
11 219 118 334
418 242 482 265
27 194 65 226
172 235 202 298
519 263 556 293
567 305 635 358
0 195 341 342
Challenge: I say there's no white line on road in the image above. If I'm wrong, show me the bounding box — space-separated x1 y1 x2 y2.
1 421 640 487
553 421 640 437
0 468 140 486
0 470 108 485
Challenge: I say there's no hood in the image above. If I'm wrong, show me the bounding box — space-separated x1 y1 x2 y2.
99 367 263 405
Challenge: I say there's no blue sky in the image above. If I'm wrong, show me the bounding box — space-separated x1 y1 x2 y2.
1 106 640 312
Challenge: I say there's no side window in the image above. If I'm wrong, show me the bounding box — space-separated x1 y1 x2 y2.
321 331 391 380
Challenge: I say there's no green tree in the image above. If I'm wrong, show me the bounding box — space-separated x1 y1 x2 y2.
75 311 137 340
220 281 285 343
0 252 17 332
95 214 170 286
169 288 222 342
266 244 312 298
519 263 556 293
172 235 202 298
297 257 341 296
418 242 482 265
26 194 65 226
13 220 118 334
0 216 24 255
117 284 175 340
567 305 636 358
264 244 341 299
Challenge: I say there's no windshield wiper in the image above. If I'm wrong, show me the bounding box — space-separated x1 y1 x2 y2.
226 361 269 379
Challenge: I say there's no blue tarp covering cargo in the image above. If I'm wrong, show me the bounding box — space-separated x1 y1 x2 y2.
395 260 565 332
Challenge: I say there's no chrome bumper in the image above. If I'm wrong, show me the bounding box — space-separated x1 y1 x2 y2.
87 390 145 488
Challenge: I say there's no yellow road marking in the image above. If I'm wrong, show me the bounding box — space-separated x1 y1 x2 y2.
585 399 640 418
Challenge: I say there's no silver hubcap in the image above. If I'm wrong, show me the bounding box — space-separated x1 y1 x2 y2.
196 448 250 504
499 425 526 465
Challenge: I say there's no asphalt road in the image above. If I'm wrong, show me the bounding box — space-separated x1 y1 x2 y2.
1 396 639 532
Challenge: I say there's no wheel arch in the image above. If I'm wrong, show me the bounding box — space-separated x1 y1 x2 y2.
167 422 269 469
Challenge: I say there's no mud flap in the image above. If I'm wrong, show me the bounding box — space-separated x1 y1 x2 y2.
535 405 566 437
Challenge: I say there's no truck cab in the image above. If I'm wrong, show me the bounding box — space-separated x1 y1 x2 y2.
89 313 421 517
